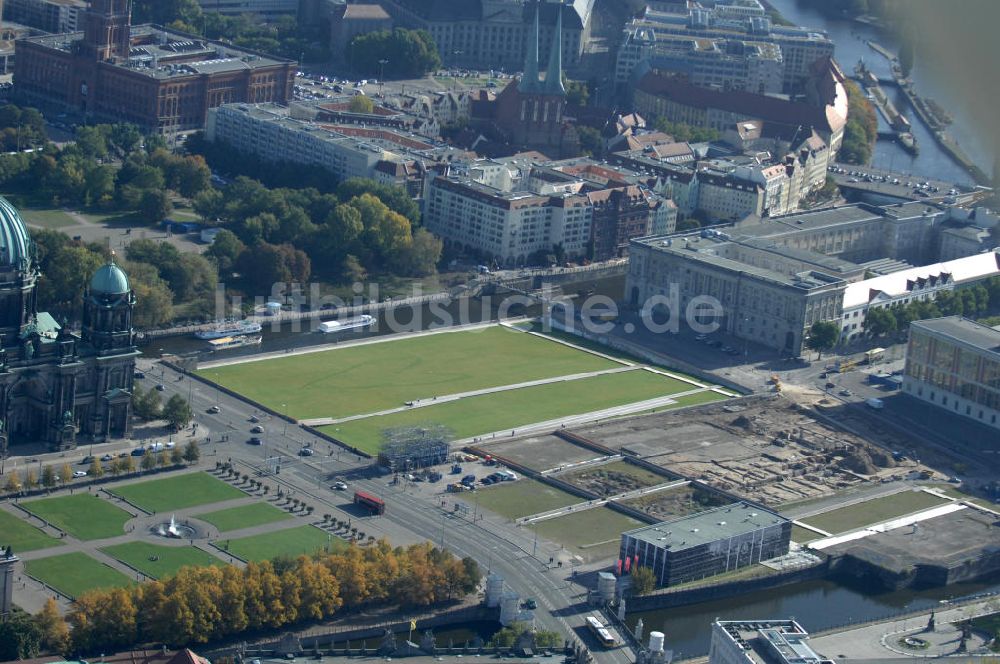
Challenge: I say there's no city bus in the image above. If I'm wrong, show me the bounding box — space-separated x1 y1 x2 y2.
865 347 886 365
586 616 617 648
353 490 386 515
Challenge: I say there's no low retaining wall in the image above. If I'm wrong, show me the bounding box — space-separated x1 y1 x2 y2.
548 318 751 396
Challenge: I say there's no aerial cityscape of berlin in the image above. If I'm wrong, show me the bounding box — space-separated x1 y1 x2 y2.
0 1 999 664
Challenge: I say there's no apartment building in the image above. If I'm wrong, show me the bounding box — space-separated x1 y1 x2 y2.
424 157 666 264
619 3 834 94
616 30 783 94
206 102 465 193
633 65 847 157
5 0 86 34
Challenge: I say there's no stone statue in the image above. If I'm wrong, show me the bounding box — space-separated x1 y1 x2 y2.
62 410 73 425
925 611 935 633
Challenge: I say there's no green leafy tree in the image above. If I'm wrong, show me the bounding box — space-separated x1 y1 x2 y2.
139 189 174 226
163 394 193 430
630 566 656 595
183 440 201 464
41 465 56 489
204 229 245 274
863 307 897 337
0 609 42 660
565 79 589 107
806 321 841 359
577 126 603 157
89 457 105 479
346 29 441 79
348 95 374 114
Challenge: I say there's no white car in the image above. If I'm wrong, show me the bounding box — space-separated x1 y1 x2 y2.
333 481 348 491
165 441 176 449
72 470 88 478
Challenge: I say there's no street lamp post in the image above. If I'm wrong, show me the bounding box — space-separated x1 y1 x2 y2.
378 59 388 97
282 403 288 436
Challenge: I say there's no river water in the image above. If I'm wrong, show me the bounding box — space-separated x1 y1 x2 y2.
626 572 1000 658
143 275 626 358
767 0 990 185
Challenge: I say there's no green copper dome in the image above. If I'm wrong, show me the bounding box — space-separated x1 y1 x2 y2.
0 195 34 269
90 256 130 294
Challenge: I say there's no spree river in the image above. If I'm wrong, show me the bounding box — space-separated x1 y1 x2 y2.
767 0 990 185
625 573 1000 658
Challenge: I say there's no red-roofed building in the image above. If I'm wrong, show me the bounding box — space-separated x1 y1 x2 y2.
633 60 847 157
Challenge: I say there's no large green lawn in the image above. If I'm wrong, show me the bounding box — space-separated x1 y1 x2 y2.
529 507 645 563
199 326 620 420
220 525 343 562
473 478 583 520
23 494 132 540
195 503 293 532
320 370 702 454
0 509 63 552
19 208 77 229
800 490 950 535
101 542 224 579
25 552 132 599
110 472 245 512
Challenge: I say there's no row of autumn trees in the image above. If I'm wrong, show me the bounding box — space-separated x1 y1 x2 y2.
2 442 200 496
69 542 481 654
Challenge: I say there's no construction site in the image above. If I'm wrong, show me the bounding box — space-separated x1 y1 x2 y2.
564 395 931 507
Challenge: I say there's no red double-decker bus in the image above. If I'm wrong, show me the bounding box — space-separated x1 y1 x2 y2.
354 490 385 515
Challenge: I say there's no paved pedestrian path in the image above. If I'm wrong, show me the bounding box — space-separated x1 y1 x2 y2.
300 365 640 426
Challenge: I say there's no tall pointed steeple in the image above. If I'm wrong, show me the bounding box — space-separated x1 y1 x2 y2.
518 3 541 94
543 2 565 95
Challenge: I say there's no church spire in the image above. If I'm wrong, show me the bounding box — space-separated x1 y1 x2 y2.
543 2 565 95
518 2 541 93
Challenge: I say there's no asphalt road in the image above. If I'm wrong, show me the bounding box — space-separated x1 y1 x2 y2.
140 357 634 663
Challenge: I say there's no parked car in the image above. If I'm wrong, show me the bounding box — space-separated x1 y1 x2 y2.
134 371 145 379
101 454 114 462
461 474 476 485
131 447 146 456
248 437 262 445
251 425 264 433
79 455 95 465
249 415 260 423
73 470 87 478
839 389 852 397
155 383 165 391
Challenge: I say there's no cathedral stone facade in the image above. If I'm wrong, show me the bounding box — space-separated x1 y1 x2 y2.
0 196 138 457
